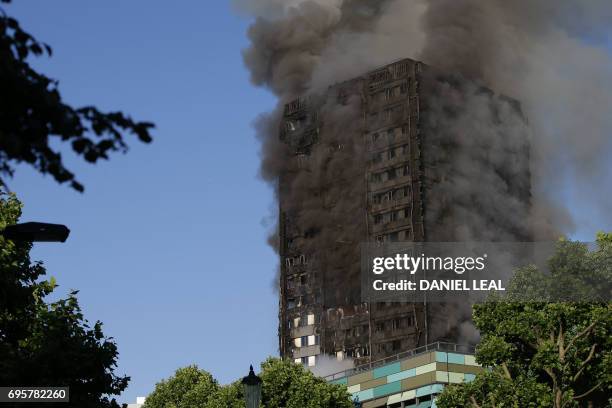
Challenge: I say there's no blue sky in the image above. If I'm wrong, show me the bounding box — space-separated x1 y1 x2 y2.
7 1 278 404
4 1 611 405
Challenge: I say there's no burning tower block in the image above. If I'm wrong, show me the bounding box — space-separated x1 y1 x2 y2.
278 58 531 367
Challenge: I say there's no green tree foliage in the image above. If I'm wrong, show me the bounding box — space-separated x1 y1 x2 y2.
0 0 154 192
144 358 353 408
437 236 612 408
143 366 220 408
0 192 128 407
259 358 353 408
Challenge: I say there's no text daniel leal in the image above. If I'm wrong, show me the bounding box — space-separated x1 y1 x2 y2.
372 279 505 291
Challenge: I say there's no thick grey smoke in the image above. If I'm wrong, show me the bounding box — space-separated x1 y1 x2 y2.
240 0 612 233
238 0 612 342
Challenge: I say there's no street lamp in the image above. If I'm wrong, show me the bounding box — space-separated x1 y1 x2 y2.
242 365 262 408
0 222 70 243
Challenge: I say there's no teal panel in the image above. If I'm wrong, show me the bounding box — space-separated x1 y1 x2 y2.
354 388 374 402
432 400 438 408
373 362 401 379
447 353 465 364
418 402 432 408
435 352 448 363
416 385 432 397
387 368 416 383
330 377 348 386
372 381 402 399
431 384 444 393
464 373 476 382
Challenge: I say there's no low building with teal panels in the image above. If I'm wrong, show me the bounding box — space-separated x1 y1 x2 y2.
373 362 402 379
330 377 348 386
324 343 480 408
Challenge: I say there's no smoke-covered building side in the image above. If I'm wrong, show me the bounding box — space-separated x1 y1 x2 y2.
278 58 531 367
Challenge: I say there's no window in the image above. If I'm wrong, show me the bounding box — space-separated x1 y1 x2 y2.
301 336 308 346
307 314 315 325
308 335 316 346
375 322 385 332
293 317 301 328
285 258 294 267
296 154 309 169
294 337 301 347
388 148 396 159
307 355 316 367
392 318 402 330
374 214 383 224
388 168 397 180
294 358 301 364
299 254 307 264
384 88 392 101
288 298 296 309
301 357 308 365
403 165 410 176
336 351 344 361
389 232 399 242
392 340 402 351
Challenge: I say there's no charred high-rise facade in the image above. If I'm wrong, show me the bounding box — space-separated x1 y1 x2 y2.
278 58 531 368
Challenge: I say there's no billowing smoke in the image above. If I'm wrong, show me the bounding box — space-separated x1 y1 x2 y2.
238 0 612 343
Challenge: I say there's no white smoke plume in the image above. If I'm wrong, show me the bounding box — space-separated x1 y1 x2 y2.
308 354 354 378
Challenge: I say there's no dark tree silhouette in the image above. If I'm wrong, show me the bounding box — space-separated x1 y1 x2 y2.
0 193 128 407
0 0 154 192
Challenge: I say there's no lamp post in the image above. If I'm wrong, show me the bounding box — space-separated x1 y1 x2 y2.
0 222 70 243
242 365 262 408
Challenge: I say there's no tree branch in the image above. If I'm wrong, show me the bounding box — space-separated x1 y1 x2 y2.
564 321 597 355
572 343 597 383
501 362 512 380
469 395 482 408
573 381 603 400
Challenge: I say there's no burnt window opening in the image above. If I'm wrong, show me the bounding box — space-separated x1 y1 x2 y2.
304 227 319 238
